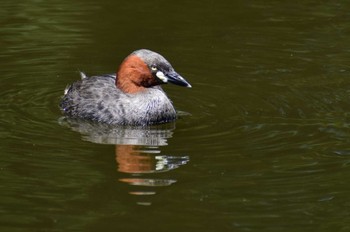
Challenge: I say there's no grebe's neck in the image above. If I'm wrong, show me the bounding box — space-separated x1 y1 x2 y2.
116 55 157 94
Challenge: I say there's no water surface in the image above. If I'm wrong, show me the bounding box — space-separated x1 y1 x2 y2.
1 0 350 231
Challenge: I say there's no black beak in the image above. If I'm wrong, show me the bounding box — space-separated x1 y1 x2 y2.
166 71 192 88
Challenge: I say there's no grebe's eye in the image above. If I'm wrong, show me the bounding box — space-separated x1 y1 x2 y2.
151 66 157 71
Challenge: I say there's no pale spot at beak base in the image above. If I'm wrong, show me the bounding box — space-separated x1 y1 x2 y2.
156 71 168 83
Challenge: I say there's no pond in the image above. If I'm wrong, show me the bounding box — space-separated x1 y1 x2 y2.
1 0 350 231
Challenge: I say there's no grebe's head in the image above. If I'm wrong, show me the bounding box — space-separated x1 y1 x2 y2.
116 49 191 93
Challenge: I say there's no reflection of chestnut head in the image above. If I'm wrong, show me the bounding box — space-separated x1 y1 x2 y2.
115 144 189 205
116 145 154 173
115 145 189 174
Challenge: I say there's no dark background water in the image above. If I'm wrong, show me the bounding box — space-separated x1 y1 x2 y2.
1 0 350 231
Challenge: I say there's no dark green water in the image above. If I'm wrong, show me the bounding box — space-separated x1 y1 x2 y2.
1 0 350 231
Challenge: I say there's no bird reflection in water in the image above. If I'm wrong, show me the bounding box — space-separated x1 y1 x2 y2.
59 118 189 205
